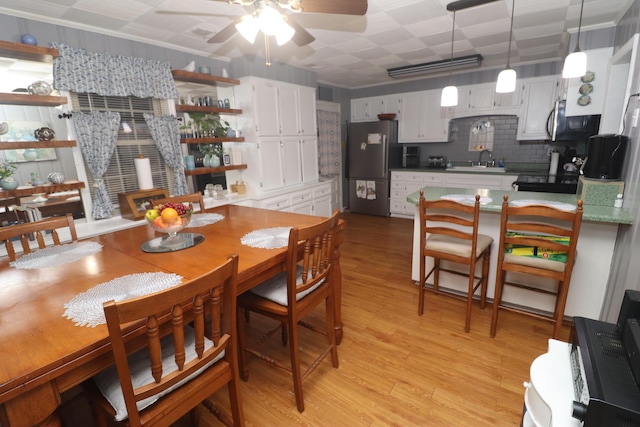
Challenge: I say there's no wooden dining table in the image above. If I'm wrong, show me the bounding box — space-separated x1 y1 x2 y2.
0 205 344 427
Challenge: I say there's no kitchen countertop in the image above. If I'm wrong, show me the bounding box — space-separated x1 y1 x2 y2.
407 186 633 225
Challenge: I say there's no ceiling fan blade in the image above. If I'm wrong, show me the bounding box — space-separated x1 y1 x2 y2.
282 16 316 46
289 0 367 15
207 17 244 43
155 10 235 18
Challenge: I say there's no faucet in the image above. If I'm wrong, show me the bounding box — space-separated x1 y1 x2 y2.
478 149 493 167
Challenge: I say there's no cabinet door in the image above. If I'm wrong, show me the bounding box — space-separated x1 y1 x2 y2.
422 90 448 142
258 137 284 190
281 136 302 187
383 94 401 115
398 92 424 142
254 81 280 136
313 196 332 217
300 136 319 183
494 86 521 110
278 85 299 136
351 98 369 122
468 84 495 110
297 87 317 136
517 77 560 140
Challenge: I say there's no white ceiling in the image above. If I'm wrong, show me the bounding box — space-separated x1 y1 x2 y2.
0 0 633 89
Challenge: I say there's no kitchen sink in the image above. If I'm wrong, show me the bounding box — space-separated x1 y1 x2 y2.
447 166 506 173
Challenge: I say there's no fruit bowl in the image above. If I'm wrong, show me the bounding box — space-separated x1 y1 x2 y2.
145 202 193 238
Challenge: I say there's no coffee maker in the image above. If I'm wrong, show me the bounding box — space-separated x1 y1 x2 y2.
582 134 628 180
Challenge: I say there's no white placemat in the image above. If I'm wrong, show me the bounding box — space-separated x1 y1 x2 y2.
241 227 292 249
186 213 224 228
10 241 103 270
511 199 576 211
440 194 493 205
63 272 183 327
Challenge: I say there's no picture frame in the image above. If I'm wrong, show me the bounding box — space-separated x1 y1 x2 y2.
118 188 169 220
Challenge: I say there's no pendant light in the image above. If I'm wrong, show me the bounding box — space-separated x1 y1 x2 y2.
441 9 458 107
496 0 516 93
562 0 587 78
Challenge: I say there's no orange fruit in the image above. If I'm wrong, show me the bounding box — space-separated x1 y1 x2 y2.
160 207 179 223
154 216 167 229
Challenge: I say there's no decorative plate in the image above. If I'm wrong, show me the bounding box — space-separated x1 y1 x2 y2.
34 127 55 141
577 95 591 107
581 71 595 83
27 80 52 96
579 83 593 95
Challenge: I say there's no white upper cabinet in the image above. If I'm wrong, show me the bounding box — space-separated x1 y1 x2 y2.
517 76 561 140
297 87 317 136
252 79 316 137
277 84 299 136
350 95 400 122
253 80 281 136
398 90 447 143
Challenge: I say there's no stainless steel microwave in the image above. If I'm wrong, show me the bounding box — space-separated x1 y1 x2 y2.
546 100 601 142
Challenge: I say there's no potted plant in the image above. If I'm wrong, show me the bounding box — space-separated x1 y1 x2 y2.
197 143 223 167
0 158 18 190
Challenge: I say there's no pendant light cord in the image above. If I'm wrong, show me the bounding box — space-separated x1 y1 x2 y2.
506 0 515 68
575 0 584 52
448 10 456 85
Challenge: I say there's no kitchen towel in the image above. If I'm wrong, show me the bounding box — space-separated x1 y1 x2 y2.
134 156 153 190
548 152 560 183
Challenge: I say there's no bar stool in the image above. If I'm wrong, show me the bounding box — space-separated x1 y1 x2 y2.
490 195 583 339
418 191 493 332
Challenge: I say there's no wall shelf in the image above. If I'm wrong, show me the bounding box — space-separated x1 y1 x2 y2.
0 41 58 62
175 105 242 115
171 70 240 87
0 93 67 107
184 164 247 176
0 140 77 149
180 137 245 144
0 180 85 198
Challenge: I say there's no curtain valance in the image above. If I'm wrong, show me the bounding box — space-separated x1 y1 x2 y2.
52 43 178 99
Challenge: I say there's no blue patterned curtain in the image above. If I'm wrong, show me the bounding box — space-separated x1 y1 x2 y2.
52 43 177 99
72 112 121 219
317 110 341 177
143 114 188 196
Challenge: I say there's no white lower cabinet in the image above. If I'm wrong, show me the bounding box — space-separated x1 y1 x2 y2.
257 182 332 217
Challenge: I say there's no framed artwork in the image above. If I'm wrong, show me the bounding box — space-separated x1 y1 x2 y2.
118 188 169 220
0 121 57 162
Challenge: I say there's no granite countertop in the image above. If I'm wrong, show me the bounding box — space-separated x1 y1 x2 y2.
407 186 633 225
391 162 551 175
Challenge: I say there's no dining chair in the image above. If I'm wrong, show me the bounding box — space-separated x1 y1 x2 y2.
237 210 340 412
418 191 493 332
84 255 245 427
490 195 583 339
155 192 206 212
0 213 77 261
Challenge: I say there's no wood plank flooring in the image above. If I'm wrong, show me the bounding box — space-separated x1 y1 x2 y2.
61 212 571 426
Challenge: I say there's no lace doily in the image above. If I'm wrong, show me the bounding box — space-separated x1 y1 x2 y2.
511 199 576 211
10 241 103 270
440 194 493 205
63 272 183 327
241 227 292 249
186 213 224 228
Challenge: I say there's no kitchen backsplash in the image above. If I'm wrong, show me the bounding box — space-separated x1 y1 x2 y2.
414 114 554 166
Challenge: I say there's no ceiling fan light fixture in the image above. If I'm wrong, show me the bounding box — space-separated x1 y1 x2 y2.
258 5 285 36
562 0 587 78
235 15 259 44
496 0 516 93
275 22 295 46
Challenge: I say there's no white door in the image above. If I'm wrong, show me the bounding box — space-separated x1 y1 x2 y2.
297 87 317 136
278 85 298 136
300 136 319 183
254 81 280 136
398 92 424 142
258 137 283 190
281 136 302 187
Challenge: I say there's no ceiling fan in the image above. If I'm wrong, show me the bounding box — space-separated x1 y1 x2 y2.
158 0 367 64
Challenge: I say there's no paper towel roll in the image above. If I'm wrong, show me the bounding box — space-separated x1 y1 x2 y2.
134 157 153 190
548 152 559 183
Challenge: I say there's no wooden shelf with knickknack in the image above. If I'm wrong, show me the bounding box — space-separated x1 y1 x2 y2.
0 40 58 62
184 164 247 176
171 70 240 87
175 104 242 115
180 137 245 144
0 93 67 107
0 180 85 198
0 140 77 150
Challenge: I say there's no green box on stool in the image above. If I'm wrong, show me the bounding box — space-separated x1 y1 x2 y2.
577 176 624 207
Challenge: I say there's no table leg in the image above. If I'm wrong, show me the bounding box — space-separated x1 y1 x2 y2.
0 382 61 426
333 221 345 344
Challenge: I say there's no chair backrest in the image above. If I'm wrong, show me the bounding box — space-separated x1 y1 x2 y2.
286 210 340 305
103 254 239 425
0 213 77 261
419 191 481 260
155 192 205 212
498 195 583 272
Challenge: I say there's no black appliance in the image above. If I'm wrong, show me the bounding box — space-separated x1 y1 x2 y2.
426 155 446 169
402 146 420 168
513 173 578 194
547 100 601 142
347 120 401 216
583 134 629 180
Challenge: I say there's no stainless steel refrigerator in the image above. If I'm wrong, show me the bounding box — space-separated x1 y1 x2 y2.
347 120 402 216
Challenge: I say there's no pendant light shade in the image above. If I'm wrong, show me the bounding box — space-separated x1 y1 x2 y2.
562 0 587 78
441 10 458 107
496 0 516 93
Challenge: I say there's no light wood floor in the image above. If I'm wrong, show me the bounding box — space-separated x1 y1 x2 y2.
61 212 571 426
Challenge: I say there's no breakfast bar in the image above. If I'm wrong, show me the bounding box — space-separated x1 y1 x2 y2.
408 187 633 319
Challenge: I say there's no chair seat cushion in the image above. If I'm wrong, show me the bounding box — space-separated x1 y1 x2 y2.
426 234 493 258
250 265 325 306
94 326 224 421
504 253 566 272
